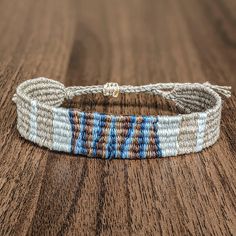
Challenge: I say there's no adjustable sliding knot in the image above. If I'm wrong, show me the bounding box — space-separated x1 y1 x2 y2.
64 88 74 100
103 82 119 97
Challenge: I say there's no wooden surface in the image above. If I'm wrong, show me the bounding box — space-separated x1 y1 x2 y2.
0 0 236 235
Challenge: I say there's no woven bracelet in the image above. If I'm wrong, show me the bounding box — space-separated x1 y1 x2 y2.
12 77 231 159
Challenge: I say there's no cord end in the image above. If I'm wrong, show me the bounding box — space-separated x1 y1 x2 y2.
12 94 17 103
204 82 231 98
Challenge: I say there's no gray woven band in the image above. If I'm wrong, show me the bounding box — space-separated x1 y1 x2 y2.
12 77 231 159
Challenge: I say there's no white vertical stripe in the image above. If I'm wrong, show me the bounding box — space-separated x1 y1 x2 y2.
157 116 181 157
29 100 37 142
52 107 72 152
196 112 207 152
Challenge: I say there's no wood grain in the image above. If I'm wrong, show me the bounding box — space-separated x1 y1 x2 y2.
0 0 236 235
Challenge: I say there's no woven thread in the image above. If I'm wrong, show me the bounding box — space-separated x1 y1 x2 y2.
13 77 231 159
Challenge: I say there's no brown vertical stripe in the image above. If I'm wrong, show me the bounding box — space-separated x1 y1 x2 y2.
129 116 143 159
116 116 131 159
72 110 80 154
96 115 111 158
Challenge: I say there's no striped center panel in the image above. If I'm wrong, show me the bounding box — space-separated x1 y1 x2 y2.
67 112 164 159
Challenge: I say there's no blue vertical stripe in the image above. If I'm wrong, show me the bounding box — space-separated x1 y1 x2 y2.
75 112 86 155
91 113 100 156
92 113 106 156
112 119 117 158
154 117 162 157
106 116 117 159
120 115 137 159
139 116 152 158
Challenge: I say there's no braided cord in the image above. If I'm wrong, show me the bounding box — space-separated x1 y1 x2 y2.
64 82 231 100
65 83 179 99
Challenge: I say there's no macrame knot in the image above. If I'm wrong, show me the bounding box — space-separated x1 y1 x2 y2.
103 82 119 97
64 88 74 100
